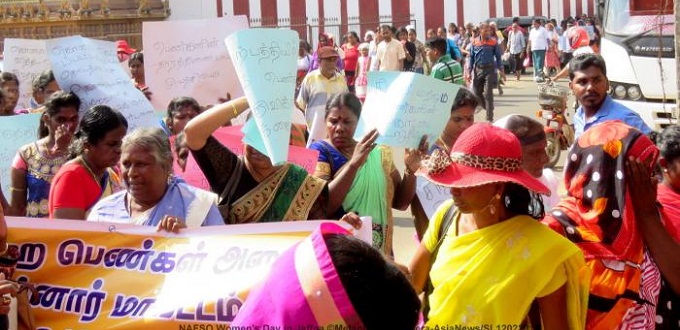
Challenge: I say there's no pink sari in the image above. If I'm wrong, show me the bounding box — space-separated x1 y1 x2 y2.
232 223 365 327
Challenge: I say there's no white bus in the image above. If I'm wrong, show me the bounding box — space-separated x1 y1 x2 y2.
598 0 676 130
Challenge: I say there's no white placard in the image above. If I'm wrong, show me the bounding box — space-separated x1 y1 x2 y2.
47 36 159 130
143 16 249 110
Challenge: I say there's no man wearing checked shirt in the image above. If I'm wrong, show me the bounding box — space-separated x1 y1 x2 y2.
466 22 505 122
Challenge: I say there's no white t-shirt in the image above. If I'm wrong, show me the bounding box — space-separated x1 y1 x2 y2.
528 26 549 51
297 54 312 72
376 39 406 71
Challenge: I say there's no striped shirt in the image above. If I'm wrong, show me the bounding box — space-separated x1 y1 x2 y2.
430 54 464 85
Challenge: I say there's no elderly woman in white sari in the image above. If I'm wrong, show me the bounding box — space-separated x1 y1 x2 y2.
88 127 223 231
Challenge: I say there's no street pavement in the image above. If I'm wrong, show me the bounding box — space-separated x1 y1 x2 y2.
391 72 573 265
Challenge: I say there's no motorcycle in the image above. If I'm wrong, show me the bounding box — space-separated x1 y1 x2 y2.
535 82 574 168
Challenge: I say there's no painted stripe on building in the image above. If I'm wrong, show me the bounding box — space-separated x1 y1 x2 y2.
222 0 596 37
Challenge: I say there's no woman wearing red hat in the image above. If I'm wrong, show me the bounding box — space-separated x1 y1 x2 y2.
408 123 589 328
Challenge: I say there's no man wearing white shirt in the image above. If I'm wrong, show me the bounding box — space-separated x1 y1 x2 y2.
376 25 406 71
526 19 549 82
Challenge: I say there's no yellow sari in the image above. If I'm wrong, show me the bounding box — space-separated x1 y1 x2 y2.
426 211 590 328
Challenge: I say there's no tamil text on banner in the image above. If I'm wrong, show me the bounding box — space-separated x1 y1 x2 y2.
354 71 459 148
172 126 319 191
9 217 360 328
224 29 299 165
2 39 51 111
415 177 452 219
143 16 249 110
0 114 41 199
47 36 159 130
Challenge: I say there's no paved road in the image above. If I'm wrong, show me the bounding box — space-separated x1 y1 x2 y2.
391 72 573 265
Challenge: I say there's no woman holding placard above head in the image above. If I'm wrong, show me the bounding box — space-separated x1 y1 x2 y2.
183 96 328 223
48 105 128 220
309 92 428 256
9 91 80 218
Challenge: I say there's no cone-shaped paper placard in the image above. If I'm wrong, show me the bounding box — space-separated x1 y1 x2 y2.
224 29 298 165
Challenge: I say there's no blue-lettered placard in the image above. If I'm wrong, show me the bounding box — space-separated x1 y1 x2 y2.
224 29 298 165
354 71 459 148
47 36 159 131
0 114 41 199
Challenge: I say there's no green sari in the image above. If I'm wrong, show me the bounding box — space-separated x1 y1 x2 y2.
227 163 326 224
341 147 395 255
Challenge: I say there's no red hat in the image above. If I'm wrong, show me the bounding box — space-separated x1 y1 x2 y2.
418 123 550 195
116 40 136 55
318 46 339 59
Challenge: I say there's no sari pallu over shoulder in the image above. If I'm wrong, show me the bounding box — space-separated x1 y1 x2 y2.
340 146 394 256
227 163 326 224
426 216 589 328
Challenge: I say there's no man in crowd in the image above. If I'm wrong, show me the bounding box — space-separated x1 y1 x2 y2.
296 46 348 144
376 25 406 71
569 54 651 139
426 38 464 85
526 18 549 82
466 22 504 122
436 25 461 61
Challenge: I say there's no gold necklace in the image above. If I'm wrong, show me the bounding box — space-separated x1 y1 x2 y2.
79 156 102 188
436 136 451 154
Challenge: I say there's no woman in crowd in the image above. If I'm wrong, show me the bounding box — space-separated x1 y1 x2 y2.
647 126 680 328
397 26 416 72
309 92 426 256
10 91 80 218
0 72 20 115
409 123 588 327
309 33 344 73
296 39 312 96
410 88 479 239
544 23 561 76
543 121 666 328
88 127 222 230
494 114 560 210
48 105 128 220
184 96 327 223
162 96 202 136
233 222 420 329
30 69 60 111
407 26 427 74
128 52 150 98
341 31 360 93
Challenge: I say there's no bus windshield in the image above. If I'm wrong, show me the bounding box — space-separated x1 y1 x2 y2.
604 0 673 36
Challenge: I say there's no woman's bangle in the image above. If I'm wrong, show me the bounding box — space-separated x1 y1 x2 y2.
230 102 238 117
404 167 415 176
9 187 25 193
